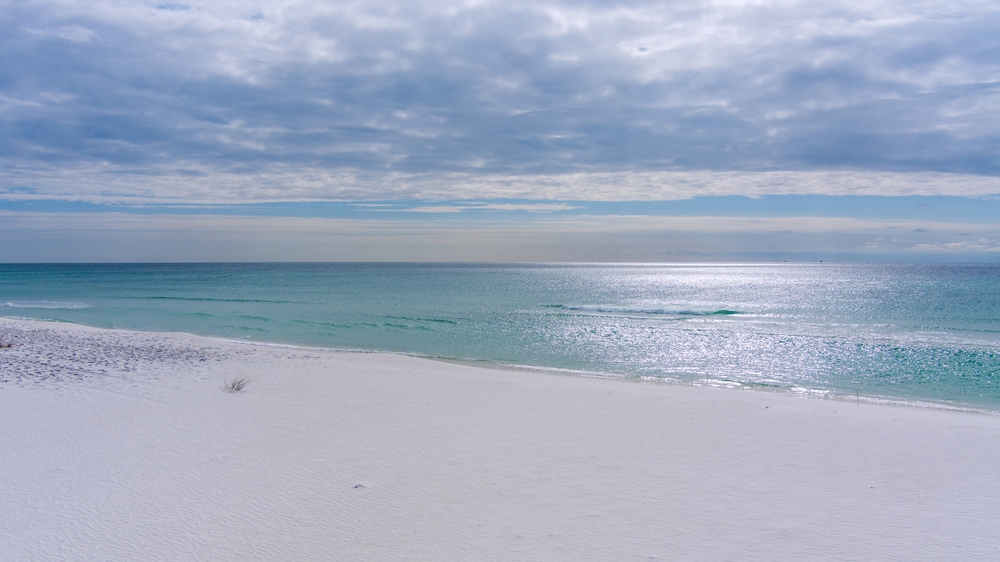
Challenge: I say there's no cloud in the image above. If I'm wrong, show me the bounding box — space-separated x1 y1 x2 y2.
404 206 465 213
21 24 98 43
1 0 998 204
909 239 1000 252
404 203 582 212
2 165 999 203
0 211 1000 262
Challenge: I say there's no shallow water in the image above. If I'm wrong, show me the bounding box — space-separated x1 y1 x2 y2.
2 263 998 408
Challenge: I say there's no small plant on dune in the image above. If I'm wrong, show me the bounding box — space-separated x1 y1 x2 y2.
224 377 249 393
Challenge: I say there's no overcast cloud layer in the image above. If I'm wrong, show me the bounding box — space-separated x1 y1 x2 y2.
2 0 999 202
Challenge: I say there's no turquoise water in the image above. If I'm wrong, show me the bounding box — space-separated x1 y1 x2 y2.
2 263 999 409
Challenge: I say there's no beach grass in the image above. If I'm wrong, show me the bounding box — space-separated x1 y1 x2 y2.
223 376 249 392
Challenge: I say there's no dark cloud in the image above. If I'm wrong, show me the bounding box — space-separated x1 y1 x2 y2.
1 0 998 201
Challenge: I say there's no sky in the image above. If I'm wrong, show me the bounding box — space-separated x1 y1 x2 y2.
1 0 999 261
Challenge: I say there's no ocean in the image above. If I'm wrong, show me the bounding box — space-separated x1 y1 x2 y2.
2 262 998 410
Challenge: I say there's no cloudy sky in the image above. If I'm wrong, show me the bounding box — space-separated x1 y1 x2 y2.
2 0 999 261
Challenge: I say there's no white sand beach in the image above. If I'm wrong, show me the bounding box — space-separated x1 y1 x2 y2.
2 317 999 561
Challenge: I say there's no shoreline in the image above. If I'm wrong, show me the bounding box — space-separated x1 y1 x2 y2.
5 315 998 416
3 317 1000 559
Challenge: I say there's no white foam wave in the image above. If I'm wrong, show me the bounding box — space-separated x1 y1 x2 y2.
3 301 90 310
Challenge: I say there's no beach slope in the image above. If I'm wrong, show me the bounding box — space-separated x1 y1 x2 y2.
1 318 998 561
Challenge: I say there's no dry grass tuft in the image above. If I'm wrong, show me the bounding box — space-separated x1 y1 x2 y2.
224 377 249 393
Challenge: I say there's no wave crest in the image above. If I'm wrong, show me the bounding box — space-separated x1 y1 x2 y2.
3 301 90 310
543 304 739 316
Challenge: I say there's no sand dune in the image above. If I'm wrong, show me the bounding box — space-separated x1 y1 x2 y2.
2 318 998 561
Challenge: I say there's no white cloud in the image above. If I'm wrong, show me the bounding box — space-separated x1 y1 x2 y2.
1 165 999 203
404 206 465 213
21 24 98 43
405 203 582 212
909 239 1000 252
